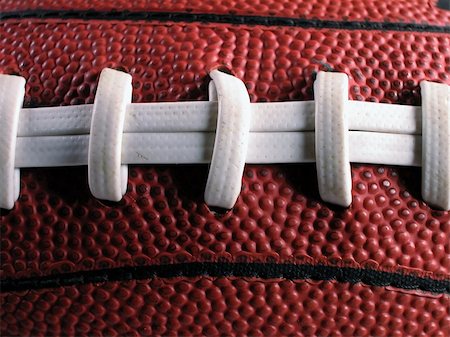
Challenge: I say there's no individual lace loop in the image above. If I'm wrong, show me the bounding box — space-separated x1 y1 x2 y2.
0 75 25 210
204 70 252 209
88 68 132 202
314 71 352 207
421 81 450 210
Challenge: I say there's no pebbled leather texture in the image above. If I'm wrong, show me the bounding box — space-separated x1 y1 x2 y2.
1 0 450 27
1 2 450 336
1 278 450 337
2 18 450 279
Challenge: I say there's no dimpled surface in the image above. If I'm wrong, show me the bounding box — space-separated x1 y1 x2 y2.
1 20 449 280
1 15 450 337
1 0 450 27
1 279 450 337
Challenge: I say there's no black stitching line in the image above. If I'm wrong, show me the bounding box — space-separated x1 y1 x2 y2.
1 10 449 33
1 263 449 294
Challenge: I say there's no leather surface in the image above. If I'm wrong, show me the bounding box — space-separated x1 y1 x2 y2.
1 0 449 27
1 19 449 277
2 278 449 337
0 7 449 337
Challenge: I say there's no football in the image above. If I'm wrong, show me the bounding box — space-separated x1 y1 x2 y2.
1 1 449 336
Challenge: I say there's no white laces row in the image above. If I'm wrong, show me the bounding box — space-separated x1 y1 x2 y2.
1 68 449 210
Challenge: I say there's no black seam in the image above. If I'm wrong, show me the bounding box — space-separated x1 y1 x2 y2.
1 10 449 33
1 263 449 294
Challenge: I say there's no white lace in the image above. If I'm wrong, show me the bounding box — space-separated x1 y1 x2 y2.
1 68 448 210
